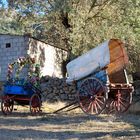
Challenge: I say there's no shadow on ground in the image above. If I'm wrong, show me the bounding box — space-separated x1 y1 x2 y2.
0 128 140 140
0 111 140 139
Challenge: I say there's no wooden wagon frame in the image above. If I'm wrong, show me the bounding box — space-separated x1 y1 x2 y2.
65 39 134 115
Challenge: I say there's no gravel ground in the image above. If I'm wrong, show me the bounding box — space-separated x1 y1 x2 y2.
0 107 140 140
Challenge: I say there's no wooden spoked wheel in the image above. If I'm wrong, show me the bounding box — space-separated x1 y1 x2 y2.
77 77 107 115
29 94 41 115
107 89 132 114
1 95 14 115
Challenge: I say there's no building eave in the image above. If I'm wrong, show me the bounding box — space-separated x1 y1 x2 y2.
0 33 68 52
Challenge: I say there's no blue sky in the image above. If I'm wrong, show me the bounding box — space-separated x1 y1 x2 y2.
0 0 8 8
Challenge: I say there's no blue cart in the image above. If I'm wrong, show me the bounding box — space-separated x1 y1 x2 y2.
1 79 42 115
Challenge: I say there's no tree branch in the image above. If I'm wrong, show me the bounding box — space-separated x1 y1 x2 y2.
88 0 97 13
47 0 54 9
86 0 111 23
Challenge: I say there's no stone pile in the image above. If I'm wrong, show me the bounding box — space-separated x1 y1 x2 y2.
40 76 77 102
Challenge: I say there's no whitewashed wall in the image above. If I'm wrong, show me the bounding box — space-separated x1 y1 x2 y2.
28 38 67 78
0 34 28 81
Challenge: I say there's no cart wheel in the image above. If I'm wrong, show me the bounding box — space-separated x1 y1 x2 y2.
108 90 132 114
29 94 41 115
1 95 14 115
77 77 107 115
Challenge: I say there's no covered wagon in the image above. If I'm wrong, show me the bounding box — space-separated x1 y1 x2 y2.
66 39 134 115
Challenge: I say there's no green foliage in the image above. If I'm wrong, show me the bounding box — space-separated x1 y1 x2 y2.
0 0 139 71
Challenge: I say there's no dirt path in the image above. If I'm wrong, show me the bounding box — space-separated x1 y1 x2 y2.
0 110 140 140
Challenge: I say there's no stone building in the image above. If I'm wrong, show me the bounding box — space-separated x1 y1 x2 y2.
0 34 68 81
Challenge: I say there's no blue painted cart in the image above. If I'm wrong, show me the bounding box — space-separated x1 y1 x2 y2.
1 79 42 115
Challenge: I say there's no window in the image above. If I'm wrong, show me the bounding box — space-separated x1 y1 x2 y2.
6 43 11 48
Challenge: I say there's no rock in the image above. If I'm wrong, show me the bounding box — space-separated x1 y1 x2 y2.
40 76 77 102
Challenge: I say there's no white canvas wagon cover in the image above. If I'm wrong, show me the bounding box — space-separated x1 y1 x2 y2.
66 39 129 83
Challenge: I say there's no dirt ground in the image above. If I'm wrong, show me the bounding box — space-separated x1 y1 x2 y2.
0 103 140 140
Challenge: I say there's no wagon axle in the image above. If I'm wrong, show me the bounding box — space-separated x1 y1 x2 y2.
1 93 42 115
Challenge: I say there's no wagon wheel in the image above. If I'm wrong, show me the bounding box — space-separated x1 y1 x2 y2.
29 94 41 115
107 90 132 114
77 77 107 115
1 95 14 115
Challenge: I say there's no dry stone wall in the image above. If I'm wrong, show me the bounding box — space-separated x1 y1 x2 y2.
40 76 77 102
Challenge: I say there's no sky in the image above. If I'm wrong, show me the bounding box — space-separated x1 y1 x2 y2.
0 0 8 8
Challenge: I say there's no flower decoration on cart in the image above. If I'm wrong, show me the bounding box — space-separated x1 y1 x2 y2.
7 56 41 88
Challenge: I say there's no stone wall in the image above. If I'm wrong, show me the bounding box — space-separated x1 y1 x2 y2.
40 76 77 102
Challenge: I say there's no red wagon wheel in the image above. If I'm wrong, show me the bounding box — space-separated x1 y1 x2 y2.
1 95 14 115
77 77 107 115
108 89 132 114
29 94 41 115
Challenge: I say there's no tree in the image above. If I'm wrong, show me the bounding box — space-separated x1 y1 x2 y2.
0 0 139 71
